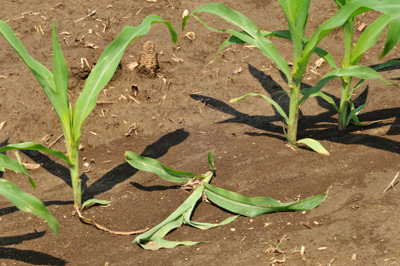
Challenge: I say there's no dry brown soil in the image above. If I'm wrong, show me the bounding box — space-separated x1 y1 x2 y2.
1 0 400 265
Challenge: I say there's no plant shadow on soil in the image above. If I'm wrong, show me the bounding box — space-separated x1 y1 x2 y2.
192 64 400 154
0 231 66 265
0 128 189 202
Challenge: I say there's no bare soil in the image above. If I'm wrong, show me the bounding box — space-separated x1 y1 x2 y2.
1 1 400 265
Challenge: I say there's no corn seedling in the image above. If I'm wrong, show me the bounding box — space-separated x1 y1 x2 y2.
0 152 58 235
182 0 400 154
0 17 177 223
322 0 400 130
125 151 327 250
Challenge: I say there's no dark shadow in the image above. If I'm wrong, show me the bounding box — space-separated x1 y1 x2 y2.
0 231 46 246
20 150 75 188
369 58 400 73
353 85 369 107
0 129 189 201
0 200 73 217
130 182 180 192
190 94 286 141
248 64 290 118
0 247 66 265
82 128 189 200
0 231 67 265
386 116 400 135
193 64 399 154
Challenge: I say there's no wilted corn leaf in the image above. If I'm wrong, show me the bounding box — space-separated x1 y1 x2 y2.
133 172 237 250
133 182 205 250
125 151 197 183
204 183 328 218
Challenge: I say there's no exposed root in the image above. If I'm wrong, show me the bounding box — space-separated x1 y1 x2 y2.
75 207 149 235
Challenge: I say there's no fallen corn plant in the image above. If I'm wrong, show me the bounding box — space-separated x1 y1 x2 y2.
182 1 400 154
0 17 177 231
0 152 58 235
125 151 328 250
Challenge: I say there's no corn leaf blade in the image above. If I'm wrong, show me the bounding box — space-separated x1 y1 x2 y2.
301 0 400 72
81 199 111 210
297 138 330 155
300 66 392 105
125 151 195 183
52 23 70 113
0 20 72 143
183 3 292 83
133 185 204 249
351 14 391 64
204 183 327 218
230 93 289 123
0 142 71 165
0 178 59 235
381 12 400 58
72 15 177 142
0 154 30 176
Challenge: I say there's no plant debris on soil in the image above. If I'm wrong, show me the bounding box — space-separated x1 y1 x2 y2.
0 0 399 265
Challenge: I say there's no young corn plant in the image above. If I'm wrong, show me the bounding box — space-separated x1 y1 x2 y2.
0 17 177 221
325 0 400 130
125 151 327 250
182 0 400 154
0 152 58 235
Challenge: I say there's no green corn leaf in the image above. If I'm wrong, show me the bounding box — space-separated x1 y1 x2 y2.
309 91 339 111
13 151 36 190
381 12 400 58
184 203 238 230
230 93 289 123
300 65 392 105
0 179 59 235
351 14 391 65
207 151 215 172
0 152 58 235
297 138 330 155
263 30 338 70
0 152 36 190
204 183 327 218
133 173 214 250
0 20 72 144
51 22 72 142
52 22 70 115
72 15 177 142
278 0 311 63
182 3 292 83
300 0 400 74
347 59 400 98
0 142 71 165
346 100 367 126
125 151 196 183
345 100 381 127
81 198 111 211
0 153 30 177
133 184 205 249
141 233 201 250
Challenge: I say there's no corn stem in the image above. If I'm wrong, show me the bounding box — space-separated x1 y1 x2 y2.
68 145 81 209
287 81 301 143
